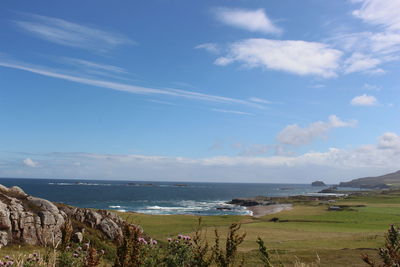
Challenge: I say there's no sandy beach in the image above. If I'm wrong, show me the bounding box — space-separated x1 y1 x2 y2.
246 204 293 217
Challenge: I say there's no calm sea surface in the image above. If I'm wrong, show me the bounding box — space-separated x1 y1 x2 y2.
0 178 332 215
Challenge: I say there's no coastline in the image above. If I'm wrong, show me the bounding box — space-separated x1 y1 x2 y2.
245 204 293 217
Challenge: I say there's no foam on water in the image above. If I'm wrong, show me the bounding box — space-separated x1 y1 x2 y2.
106 200 251 215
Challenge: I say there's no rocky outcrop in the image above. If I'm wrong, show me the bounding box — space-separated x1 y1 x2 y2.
228 198 275 207
58 205 125 241
0 185 65 247
0 184 127 247
311 181 326 186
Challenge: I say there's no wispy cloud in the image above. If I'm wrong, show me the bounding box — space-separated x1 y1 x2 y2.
0 56 263 109
14 13 134 52
277 115 357 146
248 97 272 104
60 57 127 74
351 94 378 106
328 0 400 74
23 158 38 167
148 99 176 105
3 132 400 183
214 38 342 78
195 43 220 54
343 52 383 74
213 8 282 35
211 109 253 116
352 0 400 31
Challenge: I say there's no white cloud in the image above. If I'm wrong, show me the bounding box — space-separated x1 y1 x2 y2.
277 115 356 146
14 13 133 52
23 158 38 167
214 8 282 34
195 43 220 54
4 132 400 183
351 94 378 106
344 53 382 74
211 109 253 116
352 0 400 31
248 97 272 104
214 39 342 78
378 132 400 149
328 0 400 75
0 57 262 109
61 57 127 74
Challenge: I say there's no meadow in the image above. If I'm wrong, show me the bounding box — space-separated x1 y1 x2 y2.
119 190 400 266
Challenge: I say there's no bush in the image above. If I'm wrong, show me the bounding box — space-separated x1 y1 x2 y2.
362 224 400 266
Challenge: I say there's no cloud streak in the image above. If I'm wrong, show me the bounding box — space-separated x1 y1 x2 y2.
0 57 263 109
14 13 134 52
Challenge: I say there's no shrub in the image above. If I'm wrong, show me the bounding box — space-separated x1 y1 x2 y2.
362 224 400 266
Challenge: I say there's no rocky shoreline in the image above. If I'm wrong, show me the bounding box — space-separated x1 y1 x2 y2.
227 198 293 217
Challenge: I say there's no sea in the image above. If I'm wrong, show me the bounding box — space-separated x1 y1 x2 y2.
0 178 338 216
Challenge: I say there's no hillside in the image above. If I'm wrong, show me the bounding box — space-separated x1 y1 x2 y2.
339 170 400 188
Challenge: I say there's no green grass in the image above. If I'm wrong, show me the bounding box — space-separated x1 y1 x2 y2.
119 190 400 266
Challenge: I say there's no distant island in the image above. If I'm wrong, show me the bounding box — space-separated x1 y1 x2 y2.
311 180 326 186
339 170 400 189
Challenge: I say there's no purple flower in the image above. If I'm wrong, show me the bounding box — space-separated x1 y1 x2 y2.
177 234 183 239
167 238 172 242
151 239 157 245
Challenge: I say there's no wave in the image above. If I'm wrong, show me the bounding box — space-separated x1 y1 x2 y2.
109 205 122 209
49 182 113 186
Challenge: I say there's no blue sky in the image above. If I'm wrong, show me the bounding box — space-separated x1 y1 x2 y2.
0 0 399 183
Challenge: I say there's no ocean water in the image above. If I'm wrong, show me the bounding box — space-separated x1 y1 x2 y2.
0 178 331 215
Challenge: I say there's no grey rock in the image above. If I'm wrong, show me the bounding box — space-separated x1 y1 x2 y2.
73 232 83 243
0 184 129 247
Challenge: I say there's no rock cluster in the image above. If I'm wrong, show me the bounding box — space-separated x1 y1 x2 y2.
58 205 124 241
0 184 126 247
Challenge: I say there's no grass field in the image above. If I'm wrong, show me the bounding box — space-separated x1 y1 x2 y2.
1 190 398 266
120 190 400 266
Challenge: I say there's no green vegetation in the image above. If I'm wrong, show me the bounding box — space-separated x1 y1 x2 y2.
120 190 400 266
3 190 400 266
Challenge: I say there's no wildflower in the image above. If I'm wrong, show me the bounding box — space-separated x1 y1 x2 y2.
177 234 183 239
138 237 148 244
73 253 79 258
167 238 172 242
151 239 157 245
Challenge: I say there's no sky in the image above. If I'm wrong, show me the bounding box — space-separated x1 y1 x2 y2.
0 0 400 183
